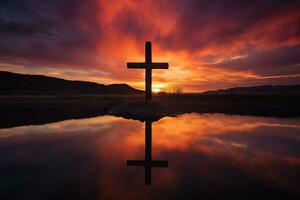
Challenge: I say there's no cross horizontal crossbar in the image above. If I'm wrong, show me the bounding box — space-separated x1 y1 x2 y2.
127 62 169 69
127 160 168 167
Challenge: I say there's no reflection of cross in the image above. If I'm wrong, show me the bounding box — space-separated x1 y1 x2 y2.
127 41 169 101
127 120 168 185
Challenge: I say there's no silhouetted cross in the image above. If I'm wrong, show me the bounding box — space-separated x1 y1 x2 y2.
127 120 168 185
127 41 169 101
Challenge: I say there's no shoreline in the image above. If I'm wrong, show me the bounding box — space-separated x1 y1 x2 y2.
0 94 299 128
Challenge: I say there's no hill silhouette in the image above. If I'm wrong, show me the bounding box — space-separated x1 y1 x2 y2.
202 85 300 95
0 71 143 95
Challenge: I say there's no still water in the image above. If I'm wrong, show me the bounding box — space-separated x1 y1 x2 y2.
0 113 300 200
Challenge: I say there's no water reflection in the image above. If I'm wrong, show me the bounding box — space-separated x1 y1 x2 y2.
127 120 168 185
0 114 300 199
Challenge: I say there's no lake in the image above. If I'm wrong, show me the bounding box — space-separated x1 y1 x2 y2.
0 113 300 200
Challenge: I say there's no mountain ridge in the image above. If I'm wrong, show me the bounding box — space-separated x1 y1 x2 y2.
202 84 300 95
0 71 143 95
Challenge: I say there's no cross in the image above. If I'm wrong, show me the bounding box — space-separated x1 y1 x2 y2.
127 41 169 101
127 120 168 185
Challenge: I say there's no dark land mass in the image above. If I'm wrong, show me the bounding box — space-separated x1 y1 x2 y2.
1 71 300 128
0 71 143 95
0 94 299 128
202 84 300 95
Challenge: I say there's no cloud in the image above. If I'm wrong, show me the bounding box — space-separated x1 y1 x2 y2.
0 0 300 91
0 0 102 66
208 45 300 76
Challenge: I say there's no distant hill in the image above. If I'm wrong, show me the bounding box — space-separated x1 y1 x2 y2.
0 71 143 95
202 85 300 95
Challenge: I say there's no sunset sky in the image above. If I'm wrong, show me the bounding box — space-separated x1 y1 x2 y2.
0 0 300 92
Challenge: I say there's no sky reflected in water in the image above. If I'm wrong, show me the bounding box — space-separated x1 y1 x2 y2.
0 114 300 200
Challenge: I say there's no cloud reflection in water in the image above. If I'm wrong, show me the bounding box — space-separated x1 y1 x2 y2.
0 113 299 199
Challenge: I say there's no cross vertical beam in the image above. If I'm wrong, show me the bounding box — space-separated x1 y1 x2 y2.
145 41 152 101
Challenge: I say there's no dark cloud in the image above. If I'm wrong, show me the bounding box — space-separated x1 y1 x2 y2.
158 0 300 51
209 45 300 76
0 0 102 66
113 12 150 41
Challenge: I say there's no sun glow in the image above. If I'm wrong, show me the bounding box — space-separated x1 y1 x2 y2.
153 83 167 93
153 87 161 93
